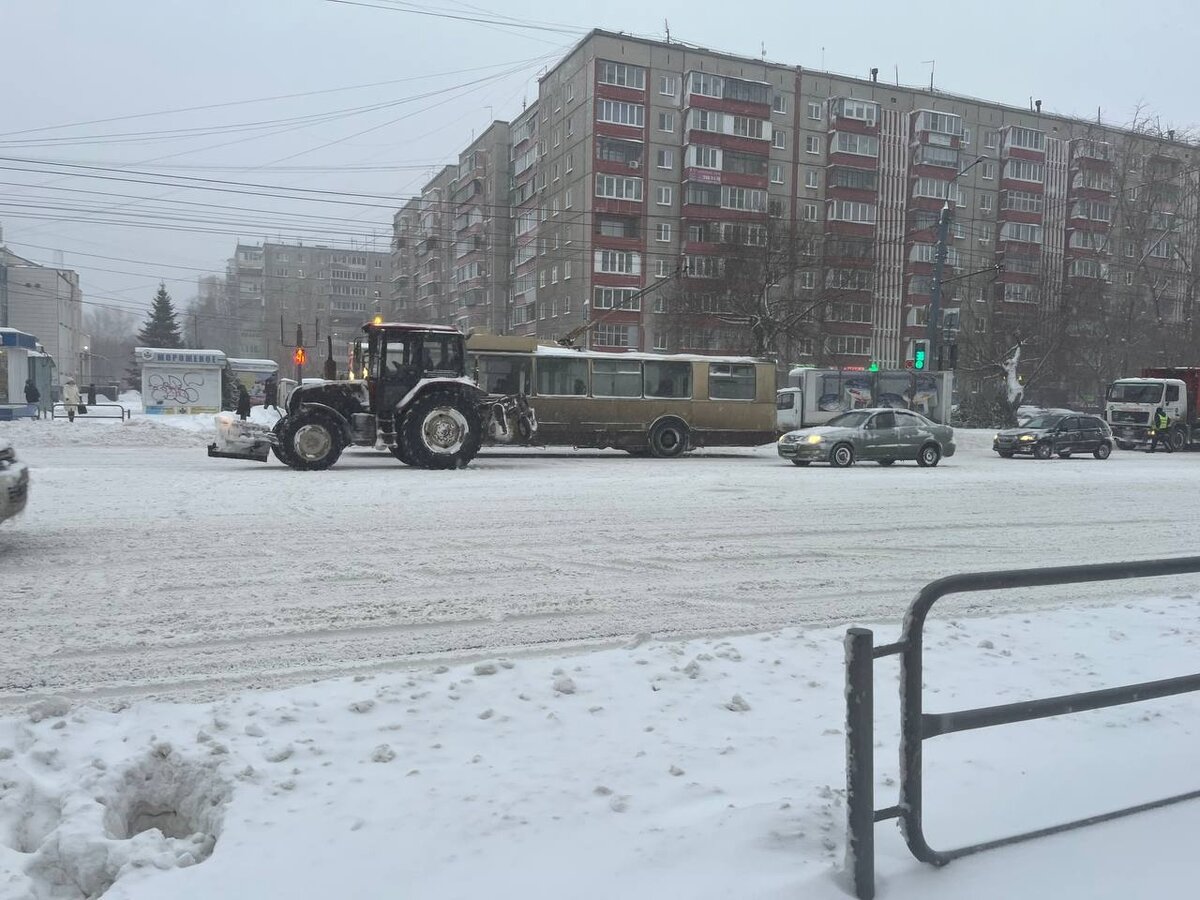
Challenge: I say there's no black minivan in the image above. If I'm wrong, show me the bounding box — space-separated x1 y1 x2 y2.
994 413 1114 460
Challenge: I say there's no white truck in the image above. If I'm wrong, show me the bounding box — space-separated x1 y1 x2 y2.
775 367 954 432
1106 367 1200 451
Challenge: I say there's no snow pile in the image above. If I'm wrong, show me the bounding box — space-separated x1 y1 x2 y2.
1 599 1197 899
2 407 279 450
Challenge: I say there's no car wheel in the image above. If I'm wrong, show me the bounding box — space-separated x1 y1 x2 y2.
877 459 895 467
790 459 810 467
829 443 855 468
648 418 689 459
916 443 941 468
1094 442 1112 460
1033 443 1053 460
998 451 1014 458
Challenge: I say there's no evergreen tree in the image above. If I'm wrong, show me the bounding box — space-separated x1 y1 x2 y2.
136 283 184 348
126 283 184 388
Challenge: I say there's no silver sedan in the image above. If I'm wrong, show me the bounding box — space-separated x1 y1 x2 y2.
777 408 956 468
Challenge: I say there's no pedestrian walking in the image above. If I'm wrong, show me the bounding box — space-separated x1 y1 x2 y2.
236 383 251 420
62 378 81 423
263 374 278 410
1149 406 1173 453
24 379 41 419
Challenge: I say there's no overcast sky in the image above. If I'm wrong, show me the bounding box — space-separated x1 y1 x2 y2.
2 0 1196 330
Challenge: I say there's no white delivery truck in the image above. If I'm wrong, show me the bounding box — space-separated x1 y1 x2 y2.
775 367 954 432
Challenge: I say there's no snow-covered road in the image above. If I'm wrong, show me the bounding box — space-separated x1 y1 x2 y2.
4 422 1199 708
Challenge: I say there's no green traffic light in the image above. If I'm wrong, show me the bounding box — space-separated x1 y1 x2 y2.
914 348 927 370
868 362 879 372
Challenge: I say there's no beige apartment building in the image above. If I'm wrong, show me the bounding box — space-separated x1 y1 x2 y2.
394 30 1199 394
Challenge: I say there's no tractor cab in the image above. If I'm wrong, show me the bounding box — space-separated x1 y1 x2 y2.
358 322 467 414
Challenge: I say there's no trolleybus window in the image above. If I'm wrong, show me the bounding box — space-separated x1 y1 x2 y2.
536 358 589 396
644 361 691 398
709 363 757 400
592 359 642 397
476 354 531 395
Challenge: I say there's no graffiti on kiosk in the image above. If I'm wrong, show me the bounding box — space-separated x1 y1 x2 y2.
149 372 204 406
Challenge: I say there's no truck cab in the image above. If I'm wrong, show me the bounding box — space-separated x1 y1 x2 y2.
1106 372 1194 450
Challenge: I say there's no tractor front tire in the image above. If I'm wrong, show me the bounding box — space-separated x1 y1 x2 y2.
399 390 483 470
278 410 345 470
270 418 296 466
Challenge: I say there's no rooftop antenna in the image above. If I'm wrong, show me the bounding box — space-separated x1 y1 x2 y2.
894 64 899 85
664 19 670 42
821 46 826 69
922 59 935 91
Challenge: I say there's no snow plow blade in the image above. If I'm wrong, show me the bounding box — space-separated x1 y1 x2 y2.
208 414 273 463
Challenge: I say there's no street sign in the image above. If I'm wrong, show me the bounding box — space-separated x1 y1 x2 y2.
904 359 914 370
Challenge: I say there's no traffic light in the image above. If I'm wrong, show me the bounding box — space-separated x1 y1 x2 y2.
913 341 927 370
293 347 307 367
868 362 880 372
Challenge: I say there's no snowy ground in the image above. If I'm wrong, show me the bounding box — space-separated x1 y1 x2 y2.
1 415 1199 898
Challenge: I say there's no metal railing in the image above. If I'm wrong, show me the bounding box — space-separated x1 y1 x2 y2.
51 403 131 421
844 556 1200 900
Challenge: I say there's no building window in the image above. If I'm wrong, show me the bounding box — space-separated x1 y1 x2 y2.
594 250 641 275
826 200 877 224
593 287 640 310
597 61 646 90
689 72 724 98
595 324 637 348
798 270 815 289
653 333 668 351
770 163 785 184
658 111 675 132
807 101 821 121
565 189 573 209
773 95 788 115
552 163 560 182
805 135 821 154
551 266 559 284
659 75 678 96
657 148 674 169
805 169 819 189
833 132 880 157
981 161 996 180
690 144 720 169
566 152 574 173
553 128 561 148
827 336 871 356
564 260 572 279
595 174 644 201
656 223 671 242
803 202 819 221
539 271 547 288
656 185 673 206
597 100 645 127
772 129 787 150
1004 159 1045 183
978 191 994 212
984 129 999 149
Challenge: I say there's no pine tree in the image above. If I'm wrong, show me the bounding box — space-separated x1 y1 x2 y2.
126 283 184 388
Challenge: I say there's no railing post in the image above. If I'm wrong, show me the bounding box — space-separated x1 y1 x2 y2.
845 627 875 900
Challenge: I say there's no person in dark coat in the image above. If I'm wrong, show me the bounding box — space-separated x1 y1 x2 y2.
236 384 251 420
263 375 278 409
24 379 40 418
87 383 97 406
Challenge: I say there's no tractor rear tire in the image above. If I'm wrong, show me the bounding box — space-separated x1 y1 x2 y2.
389 443 415 466
278 410 345 470
399 390 483 469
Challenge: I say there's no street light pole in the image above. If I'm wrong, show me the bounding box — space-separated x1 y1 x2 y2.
927 154 986 370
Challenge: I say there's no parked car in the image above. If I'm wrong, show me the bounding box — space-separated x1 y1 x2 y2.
994 413 1113 460
777 408 956 468
0 440 30 523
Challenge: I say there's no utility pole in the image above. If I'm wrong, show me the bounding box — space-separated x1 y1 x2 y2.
927 155 987 371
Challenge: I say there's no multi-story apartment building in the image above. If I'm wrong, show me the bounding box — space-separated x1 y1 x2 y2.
394 30 1200 389
0 245 85 384
227 240 390 371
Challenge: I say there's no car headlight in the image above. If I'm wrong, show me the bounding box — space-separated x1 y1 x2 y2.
779 434 798 444
993 433 999 441
1018 434 1036 442
806 434 824 444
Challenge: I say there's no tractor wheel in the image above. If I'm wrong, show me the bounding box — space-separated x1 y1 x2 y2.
389 443 415 466
648 418 689 458
278 410 345 470
399 390 483 469
270 418 296 466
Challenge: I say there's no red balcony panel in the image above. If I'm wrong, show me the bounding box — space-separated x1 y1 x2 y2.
824 221 875 239
826 152 879 170
826 186 878 203
911 163 961 180
999 178 1045 194
828 117 878 135
686 93 771 118
595 158 646 178
998 209 1042 226
1070 185 1115 200
593 197 644 217
909 197 950 215
595 121 646 141
591 234 642 252
1067 218 1111 233
1003 146 1045 162
596 83 646 103
720 172 769 189
689 132 771 155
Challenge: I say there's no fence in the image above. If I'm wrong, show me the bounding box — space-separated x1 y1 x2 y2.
51 403 131 421
844 556 1200 900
